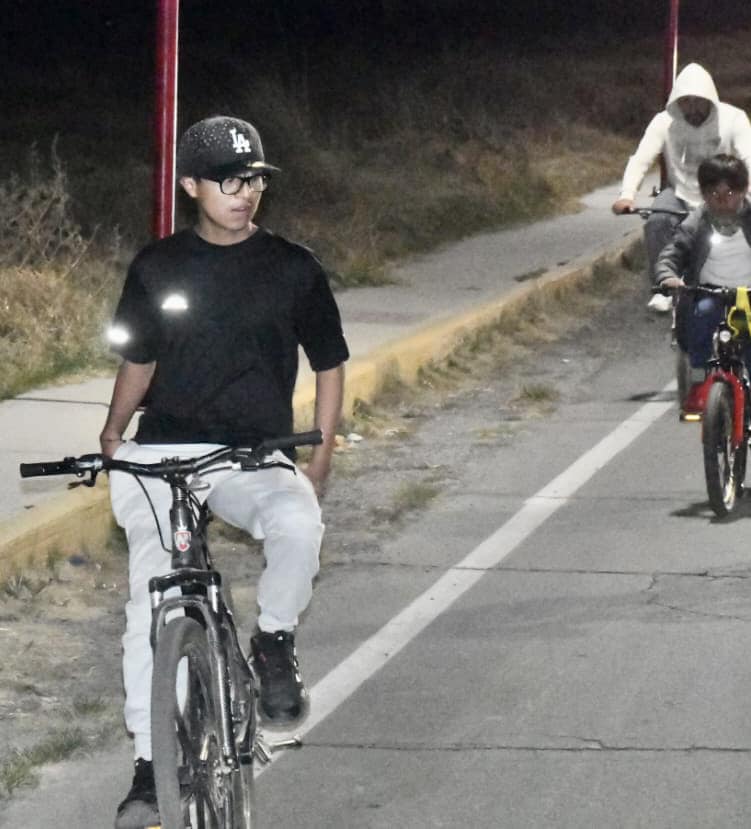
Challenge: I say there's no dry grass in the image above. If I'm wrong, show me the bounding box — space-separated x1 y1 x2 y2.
0 264 113 398
264 121 630 288
372 479 442 524
0 145 87 271
239 30 734 285
0 147 121 399
0 728 87 799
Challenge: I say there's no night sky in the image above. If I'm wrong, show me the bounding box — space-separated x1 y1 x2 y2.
3 1 749 112
4 1 750 150
4 1 751 67
3 2 751 97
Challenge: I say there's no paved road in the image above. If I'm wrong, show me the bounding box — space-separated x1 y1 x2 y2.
7 250 751 827
252 330 751 828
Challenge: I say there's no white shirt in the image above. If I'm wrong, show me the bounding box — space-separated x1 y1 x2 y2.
699 228 751 288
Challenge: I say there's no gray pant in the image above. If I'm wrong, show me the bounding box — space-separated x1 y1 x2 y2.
109 440 323 761
644 187 688 283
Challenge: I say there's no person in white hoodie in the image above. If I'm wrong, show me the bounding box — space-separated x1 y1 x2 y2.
612 63 751 310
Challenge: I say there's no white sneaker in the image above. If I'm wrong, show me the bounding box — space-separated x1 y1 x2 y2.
647 293 672 313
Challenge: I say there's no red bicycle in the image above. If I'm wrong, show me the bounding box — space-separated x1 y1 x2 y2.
673 285 751 516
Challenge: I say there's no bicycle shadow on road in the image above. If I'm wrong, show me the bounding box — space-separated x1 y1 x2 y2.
627 390 678 404
671 494 751 524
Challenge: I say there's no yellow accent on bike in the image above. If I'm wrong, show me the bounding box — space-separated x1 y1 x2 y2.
727 286 751 338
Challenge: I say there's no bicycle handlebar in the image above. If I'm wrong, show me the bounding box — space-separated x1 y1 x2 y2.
20 430 324 481
258 430 323 453
19 457 86 478
652 284 745 298
621 207 689 219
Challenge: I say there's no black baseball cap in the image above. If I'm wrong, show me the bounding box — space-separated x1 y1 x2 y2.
176 116 280 179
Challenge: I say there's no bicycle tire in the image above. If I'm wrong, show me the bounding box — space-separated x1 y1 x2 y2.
703 382 746 516
675 348 692 409
151 617 236 828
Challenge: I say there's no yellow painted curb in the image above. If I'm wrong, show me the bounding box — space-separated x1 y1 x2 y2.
0 229 640 579
0 476 112 579
332 230 642 414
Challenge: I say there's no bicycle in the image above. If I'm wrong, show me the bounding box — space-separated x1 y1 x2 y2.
20 430 322 828
619 206 692 396
662 285 751 516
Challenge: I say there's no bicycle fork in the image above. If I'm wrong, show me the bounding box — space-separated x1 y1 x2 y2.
149 579 238 769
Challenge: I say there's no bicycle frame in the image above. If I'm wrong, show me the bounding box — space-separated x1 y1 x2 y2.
680 287 751 450
684 367 745 445
149 488 254 772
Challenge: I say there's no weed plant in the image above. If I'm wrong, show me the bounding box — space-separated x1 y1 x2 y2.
0 147 121 399
0 728 86 799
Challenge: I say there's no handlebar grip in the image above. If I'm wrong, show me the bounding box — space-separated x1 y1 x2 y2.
259 430 324 452
20 458 77 478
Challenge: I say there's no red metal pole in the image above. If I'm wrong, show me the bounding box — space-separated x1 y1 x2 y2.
660 0 680 190
662 0 680 102
152 0 179 239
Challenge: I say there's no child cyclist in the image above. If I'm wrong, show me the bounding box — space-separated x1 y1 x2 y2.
102 116 349 829
656 153 751 370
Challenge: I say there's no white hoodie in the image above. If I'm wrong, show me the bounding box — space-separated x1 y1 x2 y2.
619 63 751 206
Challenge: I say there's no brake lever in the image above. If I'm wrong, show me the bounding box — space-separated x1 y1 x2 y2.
235 449 297 474
67 469 100 488
235 449 265 471
258 460 296 474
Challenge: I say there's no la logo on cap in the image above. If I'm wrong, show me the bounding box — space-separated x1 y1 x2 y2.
230 127 252 154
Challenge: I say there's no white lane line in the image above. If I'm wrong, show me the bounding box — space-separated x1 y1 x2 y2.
257 387 675 771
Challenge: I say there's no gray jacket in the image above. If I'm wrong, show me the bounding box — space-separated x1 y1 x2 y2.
655 202 751 287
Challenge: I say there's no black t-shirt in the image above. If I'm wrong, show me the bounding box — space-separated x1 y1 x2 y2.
111 227 349 446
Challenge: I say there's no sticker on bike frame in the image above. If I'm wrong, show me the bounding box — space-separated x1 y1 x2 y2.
174 530 192 553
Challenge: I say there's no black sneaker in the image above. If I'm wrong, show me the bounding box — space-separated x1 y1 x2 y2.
250 630 307 724
114 758 160 829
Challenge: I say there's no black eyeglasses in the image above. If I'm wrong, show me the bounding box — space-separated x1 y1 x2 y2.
709 189 736 200
207 174 270 195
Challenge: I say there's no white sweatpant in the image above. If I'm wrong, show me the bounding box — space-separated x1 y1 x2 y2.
109 441 323 761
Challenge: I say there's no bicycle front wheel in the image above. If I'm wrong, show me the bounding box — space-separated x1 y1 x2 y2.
152 617 237 828
703 382 746 516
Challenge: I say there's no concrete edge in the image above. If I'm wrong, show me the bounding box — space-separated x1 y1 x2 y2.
0 229 641 579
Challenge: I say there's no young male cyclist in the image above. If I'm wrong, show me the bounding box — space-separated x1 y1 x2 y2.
656 153 751 369
101 115 349 829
